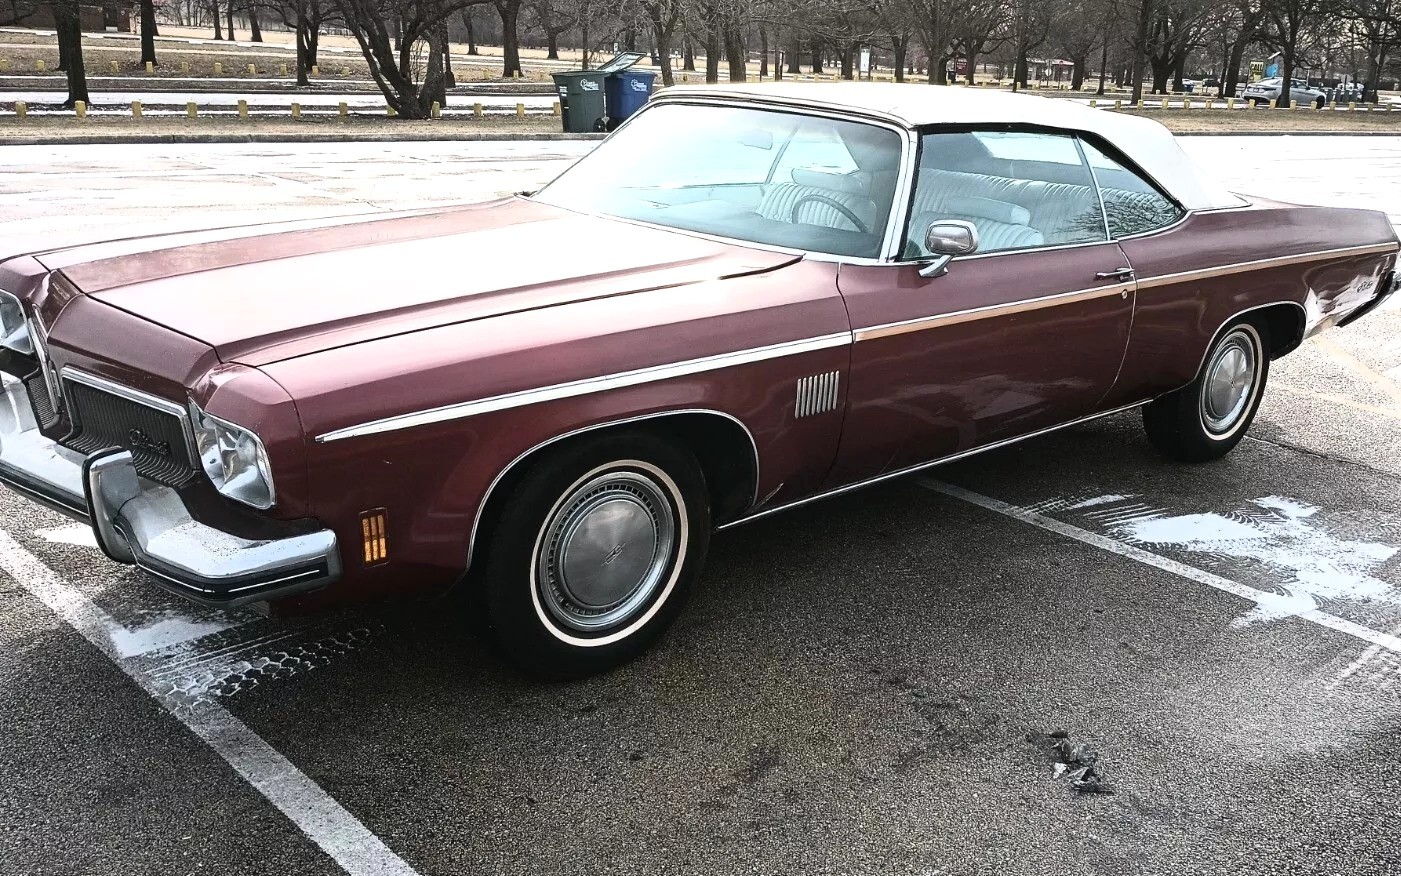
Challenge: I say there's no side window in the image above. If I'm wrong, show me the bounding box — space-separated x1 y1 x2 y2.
1080 140 1184 237
904 130 1108 258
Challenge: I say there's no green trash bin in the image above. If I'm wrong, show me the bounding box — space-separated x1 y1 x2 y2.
551 70 608 133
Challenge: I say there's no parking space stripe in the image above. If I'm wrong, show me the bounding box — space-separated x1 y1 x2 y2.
0 530 423 876
923 480 1401 655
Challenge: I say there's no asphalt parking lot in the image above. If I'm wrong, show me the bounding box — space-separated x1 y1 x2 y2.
1 138 1399 876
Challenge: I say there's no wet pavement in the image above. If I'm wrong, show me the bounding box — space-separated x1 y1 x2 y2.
0 137 1398 875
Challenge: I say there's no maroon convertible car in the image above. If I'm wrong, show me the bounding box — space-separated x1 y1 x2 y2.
1 84 1395 677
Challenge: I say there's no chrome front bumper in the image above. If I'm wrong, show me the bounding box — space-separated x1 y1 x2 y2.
0 374 341 607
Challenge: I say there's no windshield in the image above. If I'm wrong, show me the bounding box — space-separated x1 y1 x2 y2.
534 103 904 259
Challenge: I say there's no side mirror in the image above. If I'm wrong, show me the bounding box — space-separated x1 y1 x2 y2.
919 220 980 278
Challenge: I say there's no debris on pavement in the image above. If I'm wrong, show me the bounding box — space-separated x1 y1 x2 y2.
1027 729 1115 795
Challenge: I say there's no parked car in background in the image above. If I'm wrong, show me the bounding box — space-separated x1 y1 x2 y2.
1 84 1396 678
1242 77 1328 106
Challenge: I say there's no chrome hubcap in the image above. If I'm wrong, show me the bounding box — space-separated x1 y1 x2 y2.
537 470 676 633
1201 330 1258 435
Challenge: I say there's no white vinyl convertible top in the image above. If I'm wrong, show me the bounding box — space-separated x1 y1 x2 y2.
655 82 1245 212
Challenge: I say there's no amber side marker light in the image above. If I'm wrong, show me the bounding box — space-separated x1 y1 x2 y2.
361 509 389 565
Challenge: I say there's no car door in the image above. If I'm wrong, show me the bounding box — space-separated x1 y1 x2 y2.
828 128 1136 485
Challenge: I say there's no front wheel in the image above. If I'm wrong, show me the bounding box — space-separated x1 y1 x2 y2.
1142 321 1270 463
479 432 710 679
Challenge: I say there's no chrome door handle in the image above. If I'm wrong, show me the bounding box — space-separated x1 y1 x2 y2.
1096 267 1135 281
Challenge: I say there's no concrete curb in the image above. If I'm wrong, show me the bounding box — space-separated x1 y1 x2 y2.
0 131 607 145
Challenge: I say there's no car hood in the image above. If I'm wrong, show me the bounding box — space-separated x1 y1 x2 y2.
40 199 798 366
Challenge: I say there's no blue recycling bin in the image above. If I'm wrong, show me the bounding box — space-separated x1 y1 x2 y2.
605 70 656 130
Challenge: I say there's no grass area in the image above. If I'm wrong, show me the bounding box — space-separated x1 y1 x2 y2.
0 30 560 84
1126 108 1401 133
0 112 578 142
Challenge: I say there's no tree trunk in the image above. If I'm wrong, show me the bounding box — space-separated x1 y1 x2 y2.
1014 39 1029 88
546 30 559 60
1279 49 1295 108
212 0 222 40
139 0 158 65
226 0 235 41
725 27 745 81
1171 54 1185 92
786 35 800 73
55 4 89 107
1224 28 1251 97
810 44 823 73
496 0 522 78
645 5 675 86
1097 28 1109 94
420 26 447 112
1071 56 1085 90
464 11 478 54
839 43 854 80
1129 0 1151 102
964 47 977 85
683 35 695 71
759 27 768 78
894 35 908 84
295 5 310 85
443 24 454 89
705 24 720 82
249 7 262 42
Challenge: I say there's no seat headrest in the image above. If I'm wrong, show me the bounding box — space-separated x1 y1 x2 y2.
790 168 871 195
946 195 1032 227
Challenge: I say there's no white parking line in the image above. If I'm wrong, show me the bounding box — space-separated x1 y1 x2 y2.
923 479 1401 654
0 530 423 876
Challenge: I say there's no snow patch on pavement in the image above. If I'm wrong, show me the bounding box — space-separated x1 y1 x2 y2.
108 611 239 658
1112 497 1399 626
36 523 98 548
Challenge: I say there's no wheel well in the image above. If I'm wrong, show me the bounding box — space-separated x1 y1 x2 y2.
1244 303 1306 359
468 412 758 571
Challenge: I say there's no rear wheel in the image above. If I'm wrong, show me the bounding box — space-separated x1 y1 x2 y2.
1315 96 1326 108
479 432 710 679
1142 321 1270 462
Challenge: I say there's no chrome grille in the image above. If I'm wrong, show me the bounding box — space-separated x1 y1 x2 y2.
59 376 198 487
23 372 58 429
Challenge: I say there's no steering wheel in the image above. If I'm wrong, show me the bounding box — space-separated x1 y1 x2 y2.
790 193 872 235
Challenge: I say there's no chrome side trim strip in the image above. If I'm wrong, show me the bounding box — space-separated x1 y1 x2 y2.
854 283 1128 342
1135 242 1400 290
317 332 851 443
464 408 761 570
716 399 1151 531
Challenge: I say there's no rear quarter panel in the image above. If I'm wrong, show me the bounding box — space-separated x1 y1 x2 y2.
1107 202 1397 406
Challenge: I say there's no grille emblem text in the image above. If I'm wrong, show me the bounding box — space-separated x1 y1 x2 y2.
128 428 172 457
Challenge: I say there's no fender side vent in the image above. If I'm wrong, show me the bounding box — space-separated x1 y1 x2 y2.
795 371 840 418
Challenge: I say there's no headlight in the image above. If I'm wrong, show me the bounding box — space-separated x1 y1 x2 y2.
0 290 33 355
190 401 276 509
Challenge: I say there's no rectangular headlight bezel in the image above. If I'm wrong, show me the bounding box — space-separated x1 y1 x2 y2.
189 400 277 510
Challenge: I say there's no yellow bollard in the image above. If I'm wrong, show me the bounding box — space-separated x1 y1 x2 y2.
552 100 561 116
0 60 8 73
1136 98 1144 109
387 105 397 117
1182 97 1190 109
1205 98 1214 110
516 102 525 118
109 60 119 74
14 101 25 118
1089 99 1096 108
35 59 45 72
187 102 198 118
213 62 223 75
1227 97 1236 110
181 61 189 73
311 65 319 77
280 63 287 76
1160 97 1168 109
1269 99 1277 109
1114 99 1122 110
131 100 142 118
145 61 154 74
341 66 350 76
1349 101 1357 111
338 102 348 116
74 100 86 118
473 102 483 118
513 70 522 79
247 63 257 75
237 99 248 118
430 101 441 119
1293 101 1302 111
291 102 301 119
